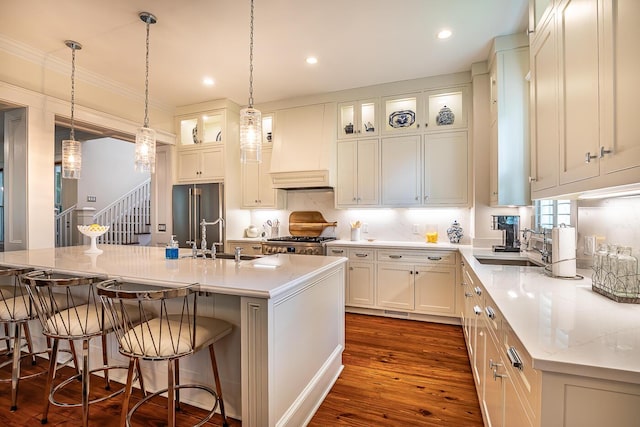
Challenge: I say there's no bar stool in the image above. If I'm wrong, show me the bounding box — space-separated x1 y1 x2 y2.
21 270 144 426
0 265 54 411
97 280 232 427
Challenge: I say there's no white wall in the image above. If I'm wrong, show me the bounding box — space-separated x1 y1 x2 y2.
76 137 149 213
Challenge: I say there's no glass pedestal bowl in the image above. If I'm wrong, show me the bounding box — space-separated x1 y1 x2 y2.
77 225 109 254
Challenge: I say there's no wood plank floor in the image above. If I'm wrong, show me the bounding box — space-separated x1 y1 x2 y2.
0 314 482 426
310 313 483 426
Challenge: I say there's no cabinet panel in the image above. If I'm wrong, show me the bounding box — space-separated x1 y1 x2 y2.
530 14 559 193
376 263 414 310
336 140 357 205
336 139 379 206
600 0 640 175
423 131 468 205
200 147 225 181
414 266 456 315
381 135 421 206
347 262 375 307
558 0 601 184
242 148 281 208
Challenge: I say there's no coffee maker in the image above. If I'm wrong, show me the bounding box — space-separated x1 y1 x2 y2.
492 215 520 252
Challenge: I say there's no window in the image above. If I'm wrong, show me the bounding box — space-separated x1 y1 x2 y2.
534 199 573 229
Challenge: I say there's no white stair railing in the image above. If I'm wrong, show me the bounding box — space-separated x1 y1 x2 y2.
93 179 151 245
55 205 77 247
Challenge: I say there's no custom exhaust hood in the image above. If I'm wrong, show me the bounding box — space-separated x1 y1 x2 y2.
269 103 336 189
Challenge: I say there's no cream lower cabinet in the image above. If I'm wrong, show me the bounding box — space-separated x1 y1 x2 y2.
227 240 263 255
328 247 375 307
330 245 457 318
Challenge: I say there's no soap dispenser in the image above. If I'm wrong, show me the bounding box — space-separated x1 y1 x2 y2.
166 235 179 259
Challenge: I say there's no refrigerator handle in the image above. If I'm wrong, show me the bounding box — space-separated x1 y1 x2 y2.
188 187 193 242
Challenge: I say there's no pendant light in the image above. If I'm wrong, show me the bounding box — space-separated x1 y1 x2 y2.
62 40 82 179
239 0 262 163
134 12 157 173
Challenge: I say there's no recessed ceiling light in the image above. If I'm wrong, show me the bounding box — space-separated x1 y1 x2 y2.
306 57 318 65
203 77 215 86
437 29 452 39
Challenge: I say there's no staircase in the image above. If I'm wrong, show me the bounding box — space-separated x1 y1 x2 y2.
93 179 151 245
55 205 77 247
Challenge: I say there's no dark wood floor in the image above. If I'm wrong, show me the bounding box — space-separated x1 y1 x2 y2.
0 314 482 426
310 313 483 426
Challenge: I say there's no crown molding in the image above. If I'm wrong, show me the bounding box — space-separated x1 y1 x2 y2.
0 34 172 113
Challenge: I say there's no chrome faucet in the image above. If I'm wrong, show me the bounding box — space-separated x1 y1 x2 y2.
200 218 225 255
234 246 242 262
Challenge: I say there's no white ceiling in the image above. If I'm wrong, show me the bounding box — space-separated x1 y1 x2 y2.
0 0 528 110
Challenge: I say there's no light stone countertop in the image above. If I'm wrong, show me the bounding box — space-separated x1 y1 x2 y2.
0 245 346 300
461 247 640 385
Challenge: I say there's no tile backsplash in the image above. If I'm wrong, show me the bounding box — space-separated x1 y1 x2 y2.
247 190 471 243
577 195 640 265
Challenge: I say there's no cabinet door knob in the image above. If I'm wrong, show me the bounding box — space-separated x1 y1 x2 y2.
599 146 612 158
528 176 537 183
585 152 598 163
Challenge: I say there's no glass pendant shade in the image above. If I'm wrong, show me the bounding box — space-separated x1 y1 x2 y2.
62 138 82 179
134 126 156 173
240 106 262 163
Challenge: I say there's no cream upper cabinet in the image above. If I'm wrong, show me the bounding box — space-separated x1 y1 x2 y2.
241 148 284 209
529 13 559 194
423 86 469 131
529 0 555 35
177 146 224 183
489 35 531 206
336 138 379 207
423 131 469 206
600 0 640 176
557 0 601 185
381 93 421 135
337 99 378 139
381 135 422 206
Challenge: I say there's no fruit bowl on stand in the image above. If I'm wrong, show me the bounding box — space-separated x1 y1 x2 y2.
77 224 109 254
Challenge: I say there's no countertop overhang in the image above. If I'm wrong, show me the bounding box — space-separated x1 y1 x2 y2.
0 245 347 300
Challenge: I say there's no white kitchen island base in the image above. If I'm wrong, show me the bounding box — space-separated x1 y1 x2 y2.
0 246 347 426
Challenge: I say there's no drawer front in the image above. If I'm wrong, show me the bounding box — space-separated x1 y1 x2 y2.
503 323 540 420
483 292 502 340
327 247 348 257
377 250 456 265
348 248 374 261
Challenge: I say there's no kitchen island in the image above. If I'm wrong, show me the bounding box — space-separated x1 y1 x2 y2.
0 245 347 426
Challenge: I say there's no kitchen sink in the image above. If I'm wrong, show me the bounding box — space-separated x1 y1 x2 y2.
474 256 543 267
213 253 263 261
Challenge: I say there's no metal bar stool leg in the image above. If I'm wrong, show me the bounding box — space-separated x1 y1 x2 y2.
167 359 176 427
101 333 111 390
81 339 90 427
121 358 136 427
42 338 60 424
175 358 181 412
3 324 10 353
22 323 36 365
135 358 146 397
209 343 228 426
10 323 22 411
68 340 80 377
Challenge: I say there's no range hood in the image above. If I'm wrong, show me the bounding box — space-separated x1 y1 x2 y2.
269 103 336 189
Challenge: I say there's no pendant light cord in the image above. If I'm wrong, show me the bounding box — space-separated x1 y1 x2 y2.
248 0 255 108
144 19 151 128
70 44 77 141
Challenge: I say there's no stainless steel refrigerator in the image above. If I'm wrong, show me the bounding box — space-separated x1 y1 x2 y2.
172 183 224 249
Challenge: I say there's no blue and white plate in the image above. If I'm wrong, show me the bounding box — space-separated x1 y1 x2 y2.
389 110 415 128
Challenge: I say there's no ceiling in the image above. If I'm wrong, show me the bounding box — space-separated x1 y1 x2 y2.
0 0 528 110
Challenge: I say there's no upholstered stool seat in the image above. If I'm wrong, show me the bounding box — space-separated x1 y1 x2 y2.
98 280 232 427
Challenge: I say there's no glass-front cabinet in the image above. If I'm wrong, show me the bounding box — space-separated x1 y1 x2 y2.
381 93 421 134
262 113 273 146
178 111 224 146
338 99 378 139
424 87 468 131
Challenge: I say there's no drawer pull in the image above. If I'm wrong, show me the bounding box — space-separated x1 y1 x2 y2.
464 292 473 298
493 369 507 381
427 256 442 261
389 255 403 259
251 245 261 250
507 346 523 370
331 249 345 254
485 306 496 320
474 286 482 296
473 305 482 316
355 253 368 258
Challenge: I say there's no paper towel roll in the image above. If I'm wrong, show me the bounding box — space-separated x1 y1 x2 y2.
552 226 576 278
